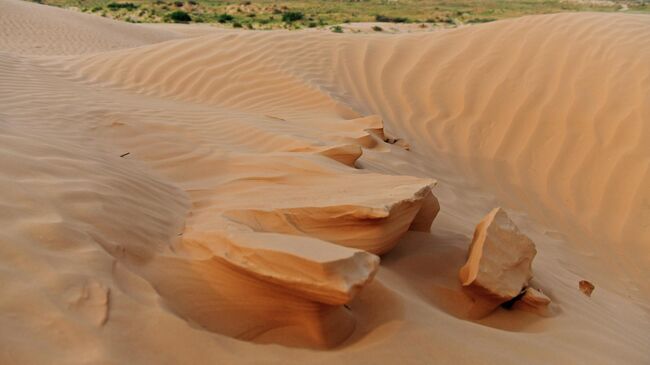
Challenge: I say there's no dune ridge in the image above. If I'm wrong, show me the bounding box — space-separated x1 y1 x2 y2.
1 0 649 363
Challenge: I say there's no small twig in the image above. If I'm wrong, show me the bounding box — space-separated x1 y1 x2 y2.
119 152 130 158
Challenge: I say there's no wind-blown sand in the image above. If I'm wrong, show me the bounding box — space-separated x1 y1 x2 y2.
0 0 649 363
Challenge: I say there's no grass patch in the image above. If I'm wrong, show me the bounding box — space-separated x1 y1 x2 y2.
31 0 650 28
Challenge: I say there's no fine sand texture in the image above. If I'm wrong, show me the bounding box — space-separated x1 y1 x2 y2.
1 0 649 363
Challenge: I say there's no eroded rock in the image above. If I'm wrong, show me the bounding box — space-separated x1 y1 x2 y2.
221 178 437 255
512 287 552 315
409 188 440 232
184 230 380 305
459 207 537 313
579 280 595 297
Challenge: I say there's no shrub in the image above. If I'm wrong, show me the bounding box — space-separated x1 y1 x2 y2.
107 2 138 10
282 11 304 22
91 6 103 12
467 17 496 24
217 13 234 23
173 1 183 7
233 21 243 28
188 0 197 5
375 14 409 23
169 10 191 22
372 25 383 31
331 25 343 33
308 22 317 28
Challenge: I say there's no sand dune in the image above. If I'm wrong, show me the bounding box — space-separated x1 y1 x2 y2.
66 13 650 264
0 0 649 363
0 0 182 55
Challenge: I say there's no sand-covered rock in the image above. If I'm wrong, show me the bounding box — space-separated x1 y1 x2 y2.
222 183 435 255
459 208 537 304
183 231 380 305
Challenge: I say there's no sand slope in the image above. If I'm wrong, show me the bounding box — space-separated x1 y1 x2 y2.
0 0 182 55
0 0 649 363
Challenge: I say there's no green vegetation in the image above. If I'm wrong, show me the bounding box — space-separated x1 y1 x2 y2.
375 14 409 23
30 0 650 30
217 13 233 22
281 11 303 22
168 9 191 22
106 1 137 10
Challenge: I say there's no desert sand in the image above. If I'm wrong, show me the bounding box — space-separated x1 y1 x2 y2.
0 0 649 363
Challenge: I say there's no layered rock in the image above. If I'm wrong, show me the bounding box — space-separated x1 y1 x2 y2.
409 189 440 232
166 152 440 346
183 230 380 305
223 184 435 255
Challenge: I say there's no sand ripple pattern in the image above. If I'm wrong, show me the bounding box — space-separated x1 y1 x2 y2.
68 13 650 268
1 1 649 363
